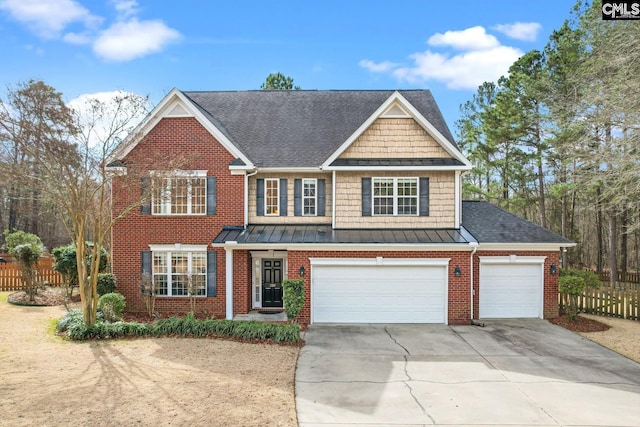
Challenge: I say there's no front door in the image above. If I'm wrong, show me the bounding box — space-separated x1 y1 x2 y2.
262 259 283 308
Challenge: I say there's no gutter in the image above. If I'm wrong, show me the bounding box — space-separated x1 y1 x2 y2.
244 170 258 227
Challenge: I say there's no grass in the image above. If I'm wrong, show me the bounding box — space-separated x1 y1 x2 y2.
0 292 9 304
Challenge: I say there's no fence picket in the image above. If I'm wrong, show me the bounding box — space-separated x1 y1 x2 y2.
560 284 639 322
0 260 63 291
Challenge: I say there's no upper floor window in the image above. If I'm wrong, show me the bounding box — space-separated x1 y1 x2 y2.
303 178 317 216
373 177 418 216
152 171 206 215
265 178 279 216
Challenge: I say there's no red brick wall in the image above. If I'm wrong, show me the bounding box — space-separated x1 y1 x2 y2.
111 117 244 318
472 250 560 320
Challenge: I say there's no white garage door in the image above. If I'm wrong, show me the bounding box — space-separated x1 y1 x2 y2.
480 263 542 318
312 263 446 323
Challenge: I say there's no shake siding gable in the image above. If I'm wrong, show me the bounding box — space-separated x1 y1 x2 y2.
339 118 453 159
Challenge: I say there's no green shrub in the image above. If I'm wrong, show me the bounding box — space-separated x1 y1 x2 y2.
95 273 117 296
282 279 305 322
56 312 300 343
56 309 84 332
98 292 126 322
559 275 585 321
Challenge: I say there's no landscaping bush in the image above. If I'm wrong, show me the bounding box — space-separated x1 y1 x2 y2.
98 292 126 322
56 312 300 343
559 275 585 321
95 273 117 296
282 278 304 322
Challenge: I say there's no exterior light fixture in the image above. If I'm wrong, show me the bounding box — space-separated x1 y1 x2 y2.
550 264 557 275
299 266 305 277
454 266 461 277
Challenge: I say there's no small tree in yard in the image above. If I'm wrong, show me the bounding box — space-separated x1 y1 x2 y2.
52 243 109 305
140 272 157 318
4 230 44 301
559 275 585 321
282 279 304 323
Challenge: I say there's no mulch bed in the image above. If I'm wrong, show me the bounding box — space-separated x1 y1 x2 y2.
548 314 610 333
7 287 79 306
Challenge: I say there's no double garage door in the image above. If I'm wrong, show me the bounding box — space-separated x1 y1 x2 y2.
312 261 447 324
310 257 545 324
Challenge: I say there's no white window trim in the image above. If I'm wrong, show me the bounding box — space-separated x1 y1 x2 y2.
372 177 419 216
149 244 209 298
151 170 208 216
302 178 317 216
265 178 280 216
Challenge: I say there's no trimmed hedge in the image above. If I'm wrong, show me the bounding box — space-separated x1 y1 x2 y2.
56 311 300 343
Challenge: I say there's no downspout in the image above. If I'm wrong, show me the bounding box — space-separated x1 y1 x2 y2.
244 170 258 227
469 242 484 326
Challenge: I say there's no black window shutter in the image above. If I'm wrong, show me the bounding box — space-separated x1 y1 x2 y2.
207 251 217 297
140 177 151 215
294 179 302 216
317 179 326 216
256 178 264 216
279 179 288 216
206 176 217 215
362 177 372 216
141 251 151 294
419 177 430 216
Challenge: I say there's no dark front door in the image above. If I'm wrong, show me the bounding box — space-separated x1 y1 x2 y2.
262 259 283 308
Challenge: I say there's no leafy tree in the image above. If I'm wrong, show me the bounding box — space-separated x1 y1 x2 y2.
4 230 44 301
1 80 155 325
260 72 301 90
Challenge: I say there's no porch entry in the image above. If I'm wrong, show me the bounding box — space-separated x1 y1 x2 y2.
261 259 283 307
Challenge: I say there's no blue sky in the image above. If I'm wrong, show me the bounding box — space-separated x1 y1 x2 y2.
0 0 578 131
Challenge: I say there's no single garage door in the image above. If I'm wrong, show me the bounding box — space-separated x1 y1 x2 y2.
480 262 542 318
312 263 446 323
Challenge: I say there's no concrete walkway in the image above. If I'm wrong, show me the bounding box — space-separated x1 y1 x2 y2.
296 320 640 426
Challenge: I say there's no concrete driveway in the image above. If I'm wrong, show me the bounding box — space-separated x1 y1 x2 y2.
296 320 640 426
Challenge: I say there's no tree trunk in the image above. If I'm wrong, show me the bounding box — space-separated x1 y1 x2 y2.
596 186 604 274
609 208 618 285
621 205 628 275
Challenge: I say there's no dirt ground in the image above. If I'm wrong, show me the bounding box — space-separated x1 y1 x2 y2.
578 314 640 364
0 292 299 427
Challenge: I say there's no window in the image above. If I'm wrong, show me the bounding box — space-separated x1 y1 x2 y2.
265 178 279 215
152 172 206 215
373 177 418 216
152 251 207 296
302 178 316 216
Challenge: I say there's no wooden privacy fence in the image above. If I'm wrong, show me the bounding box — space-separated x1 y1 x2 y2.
587 269 640 284
0 259 64 291
560 282 640 321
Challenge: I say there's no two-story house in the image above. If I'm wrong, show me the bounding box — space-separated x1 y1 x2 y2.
109 89 574 325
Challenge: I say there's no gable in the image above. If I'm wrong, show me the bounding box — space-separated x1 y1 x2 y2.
339 118 453 160
108 88 253 169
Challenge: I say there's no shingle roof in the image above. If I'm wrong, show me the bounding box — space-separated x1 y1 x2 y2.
182 90 457 168
213 224 476 245
462 201 573 244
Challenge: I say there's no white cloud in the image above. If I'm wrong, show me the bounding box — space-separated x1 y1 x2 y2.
427 26 499 51
62 31 92 45
359 59 399 73
93 18 181 62
393 46 522 90
494 22 541 42
68 90 149 147
111 0 139 19
359 25 525 90
0 0 101 38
